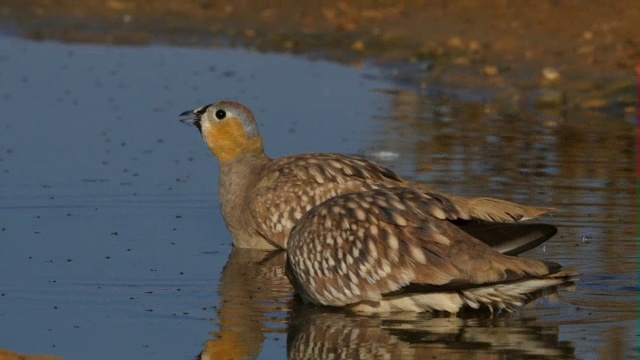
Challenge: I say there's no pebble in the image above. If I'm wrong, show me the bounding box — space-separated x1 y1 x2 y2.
446 36 464 49
351 40 365 52
581 98 608 109
542 67 560 81
483 65 499 76
468 40 481 53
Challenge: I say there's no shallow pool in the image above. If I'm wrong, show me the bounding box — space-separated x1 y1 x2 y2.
0 36 636 359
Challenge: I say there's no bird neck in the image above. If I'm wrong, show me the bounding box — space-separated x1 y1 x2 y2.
218 153 271 239
204 118 265 164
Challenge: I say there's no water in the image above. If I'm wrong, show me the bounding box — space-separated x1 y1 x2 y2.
0 36 637 359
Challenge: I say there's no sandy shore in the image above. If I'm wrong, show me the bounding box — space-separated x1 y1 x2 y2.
1 0 636 113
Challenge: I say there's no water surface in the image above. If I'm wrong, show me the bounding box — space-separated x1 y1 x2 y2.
0 36 637 359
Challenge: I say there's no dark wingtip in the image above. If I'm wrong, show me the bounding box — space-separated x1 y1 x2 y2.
460 222 558 256
541 259 563 273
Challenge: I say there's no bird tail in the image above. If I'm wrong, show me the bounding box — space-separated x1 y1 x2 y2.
460 270 578 312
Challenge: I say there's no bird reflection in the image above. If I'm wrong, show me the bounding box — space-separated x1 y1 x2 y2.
287 305 577 359
200 248 575 359
199 248 292 360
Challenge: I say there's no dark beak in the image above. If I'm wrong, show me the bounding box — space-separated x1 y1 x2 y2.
179 109 202 133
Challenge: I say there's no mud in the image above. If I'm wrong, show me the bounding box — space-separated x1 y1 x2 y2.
0 1 637 113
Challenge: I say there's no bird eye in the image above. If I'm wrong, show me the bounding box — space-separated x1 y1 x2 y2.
215 109 226 120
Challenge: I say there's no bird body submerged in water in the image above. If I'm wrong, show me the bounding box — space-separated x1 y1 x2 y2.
286 187 576 313
181 101 575 313
180 101 555 251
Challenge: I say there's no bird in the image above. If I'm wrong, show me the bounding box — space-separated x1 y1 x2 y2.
180 101 555 250
287 305 575 358
286 187 576 313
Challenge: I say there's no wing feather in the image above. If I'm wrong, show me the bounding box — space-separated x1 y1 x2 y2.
249 153 553 249
287 187 557 308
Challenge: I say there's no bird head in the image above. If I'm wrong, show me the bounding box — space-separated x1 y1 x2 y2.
180 101 264 163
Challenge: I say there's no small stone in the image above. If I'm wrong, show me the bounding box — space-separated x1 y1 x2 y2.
581 99 608 109
338 20 358 32
351 40 365 52
468 40 481 53
483 65 499 76
244 29 256 38
542 67 560 81
446 36 463 49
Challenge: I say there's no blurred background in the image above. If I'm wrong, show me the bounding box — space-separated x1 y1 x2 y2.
0 1 637 359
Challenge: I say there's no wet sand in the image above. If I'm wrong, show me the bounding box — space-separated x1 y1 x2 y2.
0 0 637 113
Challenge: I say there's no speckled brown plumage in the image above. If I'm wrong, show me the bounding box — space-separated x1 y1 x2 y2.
181 101 555 250
286 187 576 313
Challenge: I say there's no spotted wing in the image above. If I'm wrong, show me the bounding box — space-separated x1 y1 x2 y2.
248 153 403 248
286 187 556 307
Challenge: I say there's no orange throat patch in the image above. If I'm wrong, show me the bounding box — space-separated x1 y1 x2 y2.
203 118 264 163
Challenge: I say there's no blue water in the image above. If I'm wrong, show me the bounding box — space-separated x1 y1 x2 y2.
0 36 637 359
